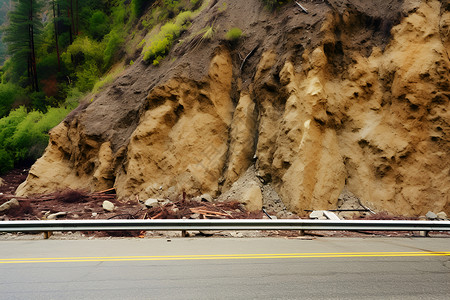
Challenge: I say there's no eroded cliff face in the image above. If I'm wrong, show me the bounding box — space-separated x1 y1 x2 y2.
16 0 450 217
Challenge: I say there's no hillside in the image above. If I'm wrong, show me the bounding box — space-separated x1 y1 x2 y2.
14 0 450 217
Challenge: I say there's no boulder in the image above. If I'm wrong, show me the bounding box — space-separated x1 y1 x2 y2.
240 183 263 212
425 211 437 220
309 210 324 219
0 198 20 213
436 212 448 220
200 194 213 202
144 198 159 208
102 200 115 212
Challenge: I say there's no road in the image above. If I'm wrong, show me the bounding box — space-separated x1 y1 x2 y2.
0 237 449 299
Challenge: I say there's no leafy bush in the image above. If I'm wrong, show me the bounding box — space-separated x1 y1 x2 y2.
0 105 72 173
0 83 25 118
0 148 13 174
103 30 124 70
131 0 148 18
75 64 101 93
226 27 242 41
89 10 110 40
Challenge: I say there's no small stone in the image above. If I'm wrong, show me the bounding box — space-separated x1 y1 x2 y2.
426 211 437 220
102 200 115 212
190 213 200 219
0 198 20 212
47 212 67 220
436 212 447 220
200 194 213 202
92 212 98 217
231 232 243 238
144 198 159 208
276 211 286 219
309 210 324 219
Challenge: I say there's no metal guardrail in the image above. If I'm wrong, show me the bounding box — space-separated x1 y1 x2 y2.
1 219 449 233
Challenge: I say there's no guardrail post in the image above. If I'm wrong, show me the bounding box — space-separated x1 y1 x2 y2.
419 230 430 237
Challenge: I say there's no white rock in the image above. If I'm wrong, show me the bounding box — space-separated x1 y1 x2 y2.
92 212 98 217
102 200 115 212
144 198 159 208
425 211 437 220
159 200 170 206
47 212 67 220
309 210 324 219
323 211 341 220
437 212 447 220
0 198 20 212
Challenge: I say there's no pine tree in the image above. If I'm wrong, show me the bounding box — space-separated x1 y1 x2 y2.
3 0 43 92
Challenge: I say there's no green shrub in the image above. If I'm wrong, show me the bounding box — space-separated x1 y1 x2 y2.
0 104 72 173
131 0 147 18
142 11 193 64
89 10 110 40
0 148 13 174
30 92 48 113
0 83 25 118
103 30 124 70
226 27 242 41
76 64 101 93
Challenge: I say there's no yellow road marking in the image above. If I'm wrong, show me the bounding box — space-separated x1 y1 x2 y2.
1 252 449 264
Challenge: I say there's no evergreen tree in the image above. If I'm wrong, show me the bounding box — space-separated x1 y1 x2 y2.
3 0 43 91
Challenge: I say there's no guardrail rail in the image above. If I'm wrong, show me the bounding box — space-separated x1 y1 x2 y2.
1 219 449 233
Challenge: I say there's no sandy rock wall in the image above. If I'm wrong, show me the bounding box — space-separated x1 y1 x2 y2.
16 0 450 216
114 49 234 200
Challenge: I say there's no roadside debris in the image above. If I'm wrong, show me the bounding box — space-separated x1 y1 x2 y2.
0 198 20 213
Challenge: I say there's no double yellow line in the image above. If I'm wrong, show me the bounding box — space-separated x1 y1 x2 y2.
1 251 449 264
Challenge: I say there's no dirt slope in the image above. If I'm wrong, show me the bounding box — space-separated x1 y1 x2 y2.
15 0 450 217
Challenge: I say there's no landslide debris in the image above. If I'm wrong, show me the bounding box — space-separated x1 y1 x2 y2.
14 0 450 218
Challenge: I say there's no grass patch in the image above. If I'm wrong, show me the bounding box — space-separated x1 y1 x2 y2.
226 27 242 41
142 11 194 65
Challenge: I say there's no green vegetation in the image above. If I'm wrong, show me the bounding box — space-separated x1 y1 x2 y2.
0 105 72 173
0 0 206 174
262 0 292 10
142 10 193 65
226 27 242 41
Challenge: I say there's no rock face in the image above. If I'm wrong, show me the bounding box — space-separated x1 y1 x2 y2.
16 0 450 217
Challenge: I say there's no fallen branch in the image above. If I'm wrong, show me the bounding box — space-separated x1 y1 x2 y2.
190 207 229 217
94 188 116 194
295 1 308 14
240 45 259 71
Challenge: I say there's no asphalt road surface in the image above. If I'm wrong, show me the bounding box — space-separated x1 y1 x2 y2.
0 237 449 299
